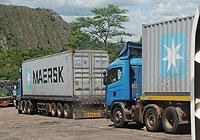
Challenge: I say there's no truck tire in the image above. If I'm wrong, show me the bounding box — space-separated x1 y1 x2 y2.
18 109 22 114
135 122 144 129
162 107 179 134
57 103 64 118
51 103 57 117
63 103 72 119
112 107 126 128
178 124 190 134
22 101 28 114
17 101 22 114
144 108 162 132
15 100 18 109
27 101 33 115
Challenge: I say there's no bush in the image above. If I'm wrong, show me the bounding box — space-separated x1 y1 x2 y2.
0 47 58 83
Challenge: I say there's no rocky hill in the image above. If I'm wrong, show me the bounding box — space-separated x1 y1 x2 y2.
0 4 70 49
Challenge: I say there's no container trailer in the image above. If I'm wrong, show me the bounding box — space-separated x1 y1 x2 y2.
16 50 109 118
104 16 193 133
0 80 14 107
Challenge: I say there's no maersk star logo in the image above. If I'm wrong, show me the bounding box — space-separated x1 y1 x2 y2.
162 38 184 72
26 68 32 90
27 71 31 87
160 32 186 78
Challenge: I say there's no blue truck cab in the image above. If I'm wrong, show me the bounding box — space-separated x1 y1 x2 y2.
104 42 143 127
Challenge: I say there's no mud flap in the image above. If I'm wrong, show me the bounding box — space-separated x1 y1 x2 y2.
176 107 189 125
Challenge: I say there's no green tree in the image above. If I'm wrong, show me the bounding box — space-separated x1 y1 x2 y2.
0 47 58 83
138 37 142 44
65 24 92 50
69 4 131 49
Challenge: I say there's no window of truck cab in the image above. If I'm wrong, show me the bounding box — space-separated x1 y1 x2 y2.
107 67 122 85
130 48 142 58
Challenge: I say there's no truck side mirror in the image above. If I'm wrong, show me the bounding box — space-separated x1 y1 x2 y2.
103 71 108 85
103 76 108 85
13 85 16 90
12 85 17 96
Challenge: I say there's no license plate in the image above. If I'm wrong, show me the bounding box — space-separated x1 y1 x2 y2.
84 112 101 118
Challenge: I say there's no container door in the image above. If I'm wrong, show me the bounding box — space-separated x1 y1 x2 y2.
91 53 109 96
73 52 91 96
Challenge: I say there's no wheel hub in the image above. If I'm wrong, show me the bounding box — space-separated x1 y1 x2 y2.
64 108 68 116
147 113 155 127
166 112 174 128
58 109 61 116
115 110 122 123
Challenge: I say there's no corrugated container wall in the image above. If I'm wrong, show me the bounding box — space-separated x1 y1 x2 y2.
22 51 109 98
142 16 194 96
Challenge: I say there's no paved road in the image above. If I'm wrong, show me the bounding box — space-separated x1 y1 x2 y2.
0 107 191 140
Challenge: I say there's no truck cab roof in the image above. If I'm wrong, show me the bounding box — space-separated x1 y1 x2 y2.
108 42 142 69
108 58 142 69
119 42 142 59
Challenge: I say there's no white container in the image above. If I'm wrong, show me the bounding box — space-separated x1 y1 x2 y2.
22 50 109 98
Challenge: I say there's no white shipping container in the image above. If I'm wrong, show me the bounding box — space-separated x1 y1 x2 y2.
22 50 109 98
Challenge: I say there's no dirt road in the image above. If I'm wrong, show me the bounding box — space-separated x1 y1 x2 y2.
0 107 191 140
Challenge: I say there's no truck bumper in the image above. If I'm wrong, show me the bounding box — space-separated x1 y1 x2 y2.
73 109 105 119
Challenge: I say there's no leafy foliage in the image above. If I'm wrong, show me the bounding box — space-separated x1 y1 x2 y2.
67 4 132 48
65 23 93 50
138 37 142 44
0 47 58 83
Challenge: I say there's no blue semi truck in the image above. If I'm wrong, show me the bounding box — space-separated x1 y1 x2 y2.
104 16 192 134
104 41 190 134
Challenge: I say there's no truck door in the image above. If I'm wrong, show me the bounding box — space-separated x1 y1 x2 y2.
105 66 124 106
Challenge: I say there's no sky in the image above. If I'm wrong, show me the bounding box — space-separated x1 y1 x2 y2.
0 0 199 41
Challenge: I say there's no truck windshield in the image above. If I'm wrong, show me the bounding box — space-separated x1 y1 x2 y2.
106 67 122 85
130 48 142 57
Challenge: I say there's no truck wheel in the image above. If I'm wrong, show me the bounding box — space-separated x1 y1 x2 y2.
57 103 64 118
112 107 126 128
135 122 144 129
162 107 179 133
51 103 57 117
17 101 22 114
178 124 190 134
27 101 33 115
15 100 18 109
144 108 162 132
18 109 22 114
22 101 28 114
63 103 72 119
